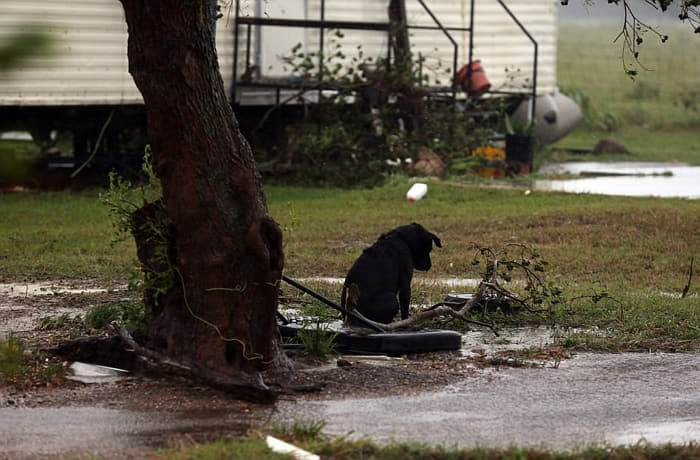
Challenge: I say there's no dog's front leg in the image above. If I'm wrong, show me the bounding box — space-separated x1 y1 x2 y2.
398 277 412 320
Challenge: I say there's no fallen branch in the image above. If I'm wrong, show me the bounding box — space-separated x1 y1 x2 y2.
350 262 503 336
348 246 560 335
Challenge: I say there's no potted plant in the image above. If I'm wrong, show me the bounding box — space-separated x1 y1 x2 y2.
504 114 535 174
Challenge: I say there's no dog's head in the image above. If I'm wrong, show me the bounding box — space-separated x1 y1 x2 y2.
390 222 442 271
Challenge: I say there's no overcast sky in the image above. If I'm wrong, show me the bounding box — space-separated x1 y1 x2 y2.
559 1 684 24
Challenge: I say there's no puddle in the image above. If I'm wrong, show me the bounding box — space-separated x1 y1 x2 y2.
611 420 700 445
461 326 556 358
536 162 700 199
275 353 700 450
0 306 85 334
0 406 257 459
297 277 482 287
0 282 110 298
0 281 127 334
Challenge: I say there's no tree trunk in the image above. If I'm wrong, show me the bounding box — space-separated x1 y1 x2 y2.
388 0 424 134
119 0 284 401
388 0 410 66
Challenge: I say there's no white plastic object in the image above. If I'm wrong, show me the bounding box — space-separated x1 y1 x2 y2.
406 183 428 202
266 436 320 460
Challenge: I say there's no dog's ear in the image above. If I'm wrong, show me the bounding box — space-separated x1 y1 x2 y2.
430 233 442 248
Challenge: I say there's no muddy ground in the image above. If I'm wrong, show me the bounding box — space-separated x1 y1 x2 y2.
0 282 491 458
1 282 699 459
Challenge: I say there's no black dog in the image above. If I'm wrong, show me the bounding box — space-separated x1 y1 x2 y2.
341 223 442 325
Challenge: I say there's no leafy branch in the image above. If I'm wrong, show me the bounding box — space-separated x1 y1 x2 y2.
346 243 564 335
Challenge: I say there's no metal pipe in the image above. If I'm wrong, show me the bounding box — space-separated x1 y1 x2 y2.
245 24 251 71
416 0 458 100
235 16 471 33
281 275 384 332
467 0 475 96
496 0 538 121
232 0 240 103
318 0 326 104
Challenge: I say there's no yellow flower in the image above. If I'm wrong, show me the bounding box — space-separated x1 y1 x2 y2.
472 146 506 162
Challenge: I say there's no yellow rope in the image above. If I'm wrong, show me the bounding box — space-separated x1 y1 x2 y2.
174 267 274 364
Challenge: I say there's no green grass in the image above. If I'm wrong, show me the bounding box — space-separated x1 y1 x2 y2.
269 181 699 352
155 438 291 459
0 139 41 184
545 125 700 166
1 179 697 350
551 23 700 165
0 190 134 282
0 334 29 380
0 334 63 384
156 436 700 459
267 181 699 288
557 24 700 131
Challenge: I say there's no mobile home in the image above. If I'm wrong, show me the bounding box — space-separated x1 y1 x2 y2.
0 0 571 167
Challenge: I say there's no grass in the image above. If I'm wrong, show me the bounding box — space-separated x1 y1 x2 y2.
295 324 338 358
267 181 698 289
0 189 134 282
1 179 698 351
544 126 700 166
0 334 29 380
557 24 700 131
0 334 64 385
156 435 700 459
550 23 700 165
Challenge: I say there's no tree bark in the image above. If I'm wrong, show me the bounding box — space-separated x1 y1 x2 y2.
388 0 410 66
119 0 284 400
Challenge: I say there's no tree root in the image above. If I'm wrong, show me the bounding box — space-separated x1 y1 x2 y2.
112 325 277 404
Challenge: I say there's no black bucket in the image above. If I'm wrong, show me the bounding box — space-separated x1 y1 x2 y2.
505 134 534 174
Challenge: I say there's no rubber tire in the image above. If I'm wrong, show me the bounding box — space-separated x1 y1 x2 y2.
279 323 462 356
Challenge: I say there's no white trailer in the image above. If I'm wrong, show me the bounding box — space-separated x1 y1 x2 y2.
0 0 565 164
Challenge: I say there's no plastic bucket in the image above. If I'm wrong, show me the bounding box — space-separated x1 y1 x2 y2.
505 134 534 174
456 60 491 97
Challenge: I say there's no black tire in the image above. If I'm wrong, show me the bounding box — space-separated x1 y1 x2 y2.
279 323 462 356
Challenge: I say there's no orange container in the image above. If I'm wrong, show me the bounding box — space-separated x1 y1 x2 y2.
456 60 491 97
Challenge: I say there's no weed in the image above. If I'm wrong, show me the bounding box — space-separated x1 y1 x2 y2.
559 85 622 131
297 302 340 323
296 323 338 358
0 334 28 379
84 303 122 329
84 300 147 332
271 420 328 444
626 81 660 100
0 335 63 384
38 313 82 330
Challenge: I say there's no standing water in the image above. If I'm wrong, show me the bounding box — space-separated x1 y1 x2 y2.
536 162 700 199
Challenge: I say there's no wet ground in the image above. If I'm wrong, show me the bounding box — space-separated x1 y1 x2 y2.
536 162 700 199
2 351 698 458
1 379 264 459
1 281 699 458
275 352 700 450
